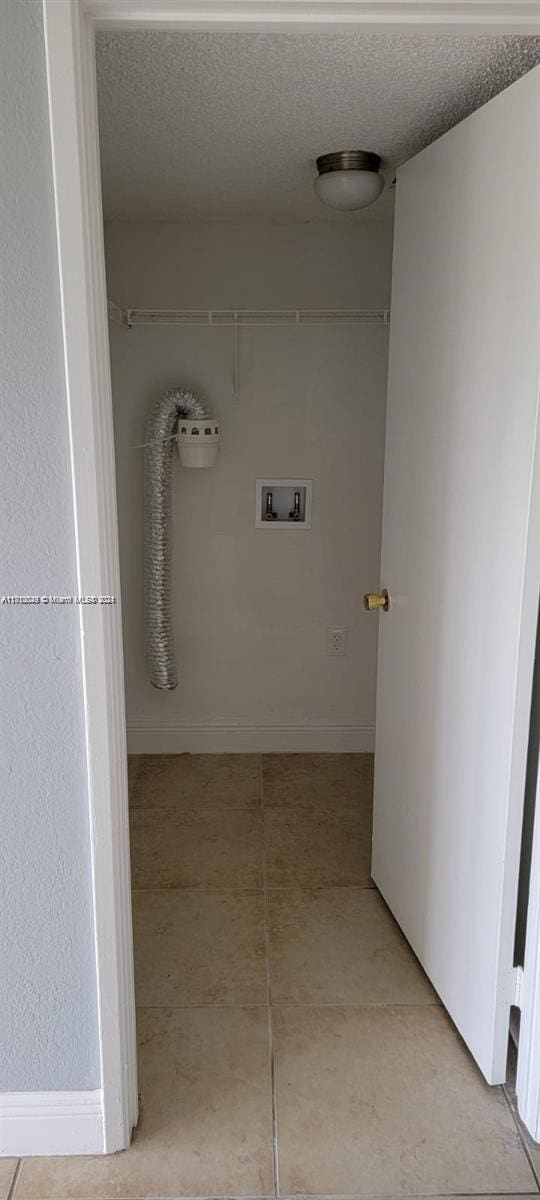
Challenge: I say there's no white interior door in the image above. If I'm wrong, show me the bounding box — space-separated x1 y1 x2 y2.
372 66 540 1088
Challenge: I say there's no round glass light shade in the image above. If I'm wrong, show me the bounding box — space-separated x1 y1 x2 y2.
314 168 384 211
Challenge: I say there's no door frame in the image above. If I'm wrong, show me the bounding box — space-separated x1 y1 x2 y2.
517 764 540 1142
42 0 540 1154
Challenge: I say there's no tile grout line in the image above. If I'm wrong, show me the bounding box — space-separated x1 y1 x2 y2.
131 884 378 894
12 1190 536 1200
260 755 280 1200
502 1083 540 1192
5 1158 21 1200
274 1193 540 1199
132 1001 443 1011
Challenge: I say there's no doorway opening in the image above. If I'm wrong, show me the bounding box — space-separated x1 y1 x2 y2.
105 26 540 1190
35 3 540 1191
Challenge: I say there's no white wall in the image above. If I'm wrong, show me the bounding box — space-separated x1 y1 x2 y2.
105 221 393 752
0 0 99 1090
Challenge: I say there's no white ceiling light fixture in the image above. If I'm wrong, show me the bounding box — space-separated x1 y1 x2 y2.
314 150 384 211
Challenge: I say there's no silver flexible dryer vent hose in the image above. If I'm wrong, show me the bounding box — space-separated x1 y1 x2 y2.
144 387 211 690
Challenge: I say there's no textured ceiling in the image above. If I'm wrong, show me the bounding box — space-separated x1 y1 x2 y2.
96 31 540 222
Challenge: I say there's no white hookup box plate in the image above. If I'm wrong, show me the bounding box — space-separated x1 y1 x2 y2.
255 479 313 528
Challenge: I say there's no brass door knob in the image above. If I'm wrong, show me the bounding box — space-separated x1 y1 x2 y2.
363 589 390 612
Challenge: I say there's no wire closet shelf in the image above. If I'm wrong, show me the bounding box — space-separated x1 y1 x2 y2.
108 302 390 328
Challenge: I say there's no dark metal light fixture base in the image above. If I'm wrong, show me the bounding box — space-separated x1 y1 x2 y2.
316 150 382 176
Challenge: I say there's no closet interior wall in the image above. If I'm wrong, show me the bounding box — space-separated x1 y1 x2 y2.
105 220 393 754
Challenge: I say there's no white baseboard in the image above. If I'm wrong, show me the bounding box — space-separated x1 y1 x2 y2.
0 1090 104 1157
127 721 375 754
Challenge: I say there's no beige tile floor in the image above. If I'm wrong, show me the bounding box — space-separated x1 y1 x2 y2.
0 1161 18 1200
13 753 540 1200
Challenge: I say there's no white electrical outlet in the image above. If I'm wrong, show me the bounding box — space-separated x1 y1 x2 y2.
327 627 347 657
